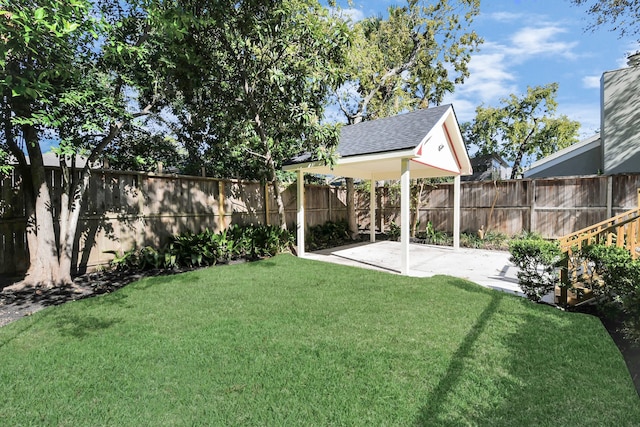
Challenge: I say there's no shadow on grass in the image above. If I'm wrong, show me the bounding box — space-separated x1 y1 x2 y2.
415 286 504 426
51 311 121 339
473 305 640 425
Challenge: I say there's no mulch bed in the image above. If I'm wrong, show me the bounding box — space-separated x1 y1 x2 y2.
1 269 638 397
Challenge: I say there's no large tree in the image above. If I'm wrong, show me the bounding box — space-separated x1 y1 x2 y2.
167 0 350 228
463 83 581 179
332 0 481 237
569 0 640 41
335 0 481 125
1 0 349 288
0 0 195 289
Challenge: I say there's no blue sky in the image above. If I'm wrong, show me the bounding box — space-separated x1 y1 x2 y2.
331 0 640 139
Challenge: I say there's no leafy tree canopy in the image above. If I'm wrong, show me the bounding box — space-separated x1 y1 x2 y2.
333 0 482 124
463 83 581 179
570 0 640 42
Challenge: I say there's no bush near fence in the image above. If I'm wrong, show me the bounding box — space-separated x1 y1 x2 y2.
2 168 639 276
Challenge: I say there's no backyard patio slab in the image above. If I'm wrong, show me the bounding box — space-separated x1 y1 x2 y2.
304 241 522 296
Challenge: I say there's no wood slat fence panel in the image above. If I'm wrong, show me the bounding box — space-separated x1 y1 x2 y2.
2 168 640 276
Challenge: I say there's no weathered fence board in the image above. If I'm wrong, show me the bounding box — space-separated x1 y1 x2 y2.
2 168 640 276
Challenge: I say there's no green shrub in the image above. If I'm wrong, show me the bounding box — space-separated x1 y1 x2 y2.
388 221 401 241
580 245 640 343
104 248 139 271
105 224 292 273
509 237 562 302
165 229 219 268
306 220 352 250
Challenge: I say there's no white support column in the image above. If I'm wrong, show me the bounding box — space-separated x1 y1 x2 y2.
453 174 461 250
296 169 305 257
401 159 411 275
370 177 376 243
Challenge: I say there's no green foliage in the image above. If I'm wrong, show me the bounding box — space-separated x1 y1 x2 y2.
335 0 482 123
306 220 352 250
388 221 401 241
570 0 640 41
509 237 562 302
416 221 450 245
103 248 139 271
579 245 640 343
165 0 350 183
106 224 293 272
463 83 581 179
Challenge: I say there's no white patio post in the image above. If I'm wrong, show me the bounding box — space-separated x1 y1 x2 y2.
296 169 305 257
453 174 461 250
370 177 376 243
401 158 411 275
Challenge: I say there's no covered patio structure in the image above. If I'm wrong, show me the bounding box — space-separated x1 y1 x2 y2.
283 104 473 275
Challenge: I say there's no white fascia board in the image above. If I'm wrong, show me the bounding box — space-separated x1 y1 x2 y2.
338 148 417 165
282 160 327 172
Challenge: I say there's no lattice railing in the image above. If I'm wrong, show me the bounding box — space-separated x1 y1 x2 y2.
556 189 640 306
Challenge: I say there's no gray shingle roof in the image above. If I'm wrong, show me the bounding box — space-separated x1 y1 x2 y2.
285 105 453 165
338 104 452 157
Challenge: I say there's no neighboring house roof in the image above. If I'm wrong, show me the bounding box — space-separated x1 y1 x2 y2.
462 153 512 181
284 104 472 180
13 153 96 168
471 153 509 168
523 133 601 178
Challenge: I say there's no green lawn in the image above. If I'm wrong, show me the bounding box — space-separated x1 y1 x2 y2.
1 254 638 426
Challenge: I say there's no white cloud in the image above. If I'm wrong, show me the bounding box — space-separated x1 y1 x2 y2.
450 24 580 110
441 96 477 124
487 12 523 22
582 75 601 89
333 7 365 23
508 26 579 60
454 52 517 105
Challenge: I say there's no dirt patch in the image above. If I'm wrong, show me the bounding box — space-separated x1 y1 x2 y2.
0 269 189 327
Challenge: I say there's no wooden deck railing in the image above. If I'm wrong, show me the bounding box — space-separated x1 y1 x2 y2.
556 189 640 306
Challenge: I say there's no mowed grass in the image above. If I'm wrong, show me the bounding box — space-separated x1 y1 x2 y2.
0 254 638 426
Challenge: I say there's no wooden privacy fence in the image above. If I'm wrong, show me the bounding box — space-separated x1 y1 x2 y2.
0 168 348 276
2 168 640 276
360 175 640 239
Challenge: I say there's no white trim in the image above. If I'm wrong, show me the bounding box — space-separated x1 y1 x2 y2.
296 169 305 257
453 175 461 250
401 158 411 275
370 177 376 243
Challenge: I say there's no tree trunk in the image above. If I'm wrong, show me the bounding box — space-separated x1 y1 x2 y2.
58 165 89 284
267 153 287 231
411 178 425 238
346 178 358 239
511 144 528 179
10 128 64 290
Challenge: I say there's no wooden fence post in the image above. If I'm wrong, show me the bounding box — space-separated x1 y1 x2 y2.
328 186 332 222
529 180 536 233
607 176 613 218
218 180 226 230
264 183 270 225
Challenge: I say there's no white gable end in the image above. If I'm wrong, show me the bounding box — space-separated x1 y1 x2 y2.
412 124 461 174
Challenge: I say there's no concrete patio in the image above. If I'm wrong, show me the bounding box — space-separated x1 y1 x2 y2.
303 241 523 296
